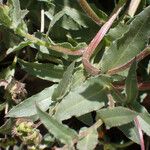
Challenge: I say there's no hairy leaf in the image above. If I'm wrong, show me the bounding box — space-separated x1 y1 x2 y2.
97 107 138 127
36 105 78 145
7 85 56 117
119 122 140 144
18 59 64 82
137 113 150 136
6 40 31 55
71 68 87 90
77 127 98 150
52 61 75 101
106 23 129 41
8 0 28 29
0 4 12 27
0 119 15 134
100 6 150 73
54 76 109 121
125 60 138 104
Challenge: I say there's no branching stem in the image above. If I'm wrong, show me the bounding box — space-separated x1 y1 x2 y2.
18 30 85 56
82 6 123 76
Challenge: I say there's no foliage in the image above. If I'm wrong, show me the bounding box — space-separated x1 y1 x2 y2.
0 0 150 149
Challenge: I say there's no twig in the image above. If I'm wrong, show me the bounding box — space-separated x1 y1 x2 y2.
82 6 123 76
78 0 105 25
107 46 150 75
127 0 141 17
134 117 145 150
40 8 45 32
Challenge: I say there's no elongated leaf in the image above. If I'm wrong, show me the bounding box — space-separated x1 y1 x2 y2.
137 113 150 136
48 10 65 31
36 105 78 145
0 103 6 111
0 119 15 134
110 87 126 104
51 0 93 30
119 122 140 144
125 60 138 104
52 61 75 101
6 40 31 55
8 0 28 29
71 68 86 90
64 6 88 28
54 77 109 121
18 59 64 82
100 6 150 73
7 85 56 117
77 128 98 150
97 107 138 127
106 23 129 41
0 4 12 27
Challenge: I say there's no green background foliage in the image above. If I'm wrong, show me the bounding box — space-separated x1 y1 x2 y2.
0 0 150 149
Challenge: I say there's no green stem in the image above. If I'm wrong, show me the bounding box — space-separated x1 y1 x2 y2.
18 30 85 56
78 0 105 25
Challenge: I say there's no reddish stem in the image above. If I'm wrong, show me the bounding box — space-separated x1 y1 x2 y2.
82 6 123 76
113 81 150 91
49 45 85 56
134 117 145 150
107 46 150 75
78 0 105 25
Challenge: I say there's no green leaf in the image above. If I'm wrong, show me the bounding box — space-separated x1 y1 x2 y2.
64 6 88 28
0 65 15 80
100 6 150 73
50 0 94 30
125 60 138 104
6 40 31 55
0 103 6 111
97 107 138 127
48 10 65 31
106 23 129 41
7 85 56 117
119 122 140 144
77 127 98 150
36 105 78 145
18 59 64 82
52 61 75 101
110 86 126 104
71 68 87 90
0 119 15 134
0 4 12 27
54 77 109 121
137 113 150 136
8 0 28 29
77 113 93 126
